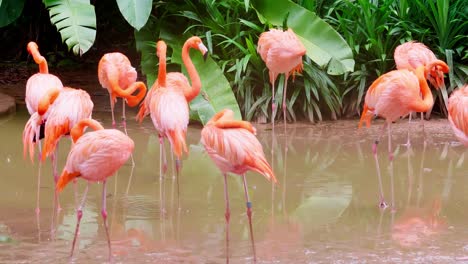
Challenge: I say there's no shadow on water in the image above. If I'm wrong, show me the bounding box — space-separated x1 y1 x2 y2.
0 110 467 263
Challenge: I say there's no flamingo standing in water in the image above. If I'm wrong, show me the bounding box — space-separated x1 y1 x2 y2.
257 28 306 127
394 41 450 143
447 84 467 147
136 37 208 201
56 118 134 260
358 60 449 209
23 41 63 213
98 52 147 133
201 109 277 261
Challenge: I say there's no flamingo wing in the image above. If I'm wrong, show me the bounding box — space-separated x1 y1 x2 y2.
64 130 134 182
201 124 276 183
25 73 63 115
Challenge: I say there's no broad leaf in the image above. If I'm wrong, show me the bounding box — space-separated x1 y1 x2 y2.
0 0 25 27
135 22 242 124
252 0 354 75
116 0 152 31
43 0 96 56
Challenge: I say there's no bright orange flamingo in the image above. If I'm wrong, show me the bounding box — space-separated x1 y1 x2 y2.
201 109 277 262
56 118 134 260
447 84 467 146
136 37 208 197
394 41 450 143
257 28 306 127
358 60 449 209
98 52 147 132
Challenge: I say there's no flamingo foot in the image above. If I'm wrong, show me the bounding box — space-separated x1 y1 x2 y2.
112 121 116 129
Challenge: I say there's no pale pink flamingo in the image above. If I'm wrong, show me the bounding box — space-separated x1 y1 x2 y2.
136 37 208 202
56 118 134 260
201 109 277 262
257 28 306 127
97 52 147 132
394 41 450 143
23 41 63 213
358 60 449 209
447 84 467 146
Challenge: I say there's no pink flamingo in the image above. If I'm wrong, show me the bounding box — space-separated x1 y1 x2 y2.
97 52 147 132
359 60 449 209
394 41 450 143
201 109 277 261
257 28 306 126
56 118 134 260
447 84 467 146
23 41 63 213
136 37 207 199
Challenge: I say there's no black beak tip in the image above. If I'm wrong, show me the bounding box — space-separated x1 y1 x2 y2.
203 52 208 62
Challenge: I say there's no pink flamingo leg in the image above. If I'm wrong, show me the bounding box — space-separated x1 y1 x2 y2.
223 173 231 262
101 180 112 261
122 100 135 166
71 182 90 257
35 160 42 214
387 123 396 211
241 174 257 262
175 158 182 210
282 74 289 127
373 122 388 209
109 96 116 128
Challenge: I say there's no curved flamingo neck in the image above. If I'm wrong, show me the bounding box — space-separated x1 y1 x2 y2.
411 66 434 113
114 81 147 107
157 42 167 87
182 41 201 102
37 87 60 116
71 118 104 143
27 42 48 74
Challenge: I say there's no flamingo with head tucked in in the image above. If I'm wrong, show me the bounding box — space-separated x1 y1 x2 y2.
257 28 306 127
98 52 147 132
394 41 450 144
56 118 134 260
359 60 449 209
201 108 277 262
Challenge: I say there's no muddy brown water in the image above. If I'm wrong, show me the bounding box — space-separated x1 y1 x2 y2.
0 108 467 263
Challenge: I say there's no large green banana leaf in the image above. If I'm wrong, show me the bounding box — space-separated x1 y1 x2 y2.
43 0 96 56
0 0 25 27
252 0 354 75
116 0 152 31
135 21 241 125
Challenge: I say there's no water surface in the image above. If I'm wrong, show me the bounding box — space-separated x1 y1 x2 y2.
0 110 467 263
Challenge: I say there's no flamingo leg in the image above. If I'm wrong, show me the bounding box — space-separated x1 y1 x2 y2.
387 123 396 211
269 72 277 129
405 113 412 147
53 142 59 183
159 136 166 214
70 182 90 257
175 157 181 210
241 174 257 262
121 100 135 166
109 95 116 128
223 173 230 261
101 180 112 261
282 74 289 127
373 122 388 209
35 140 42 214
420 112 425 138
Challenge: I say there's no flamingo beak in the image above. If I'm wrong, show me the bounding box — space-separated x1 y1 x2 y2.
198 43 208 61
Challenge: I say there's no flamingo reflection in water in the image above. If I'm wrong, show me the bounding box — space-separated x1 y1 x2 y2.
201 109 277 262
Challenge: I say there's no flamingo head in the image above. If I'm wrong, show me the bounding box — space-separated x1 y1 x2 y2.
156 40 167 59
186 36 209 61
27 42 39 55
425 60 449 89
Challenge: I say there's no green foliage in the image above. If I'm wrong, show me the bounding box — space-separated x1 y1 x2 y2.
43 0 96 56
116 0 152 31
0 0 25 27
252 0 354 75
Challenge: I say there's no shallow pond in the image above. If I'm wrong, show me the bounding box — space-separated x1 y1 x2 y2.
0 109 467 263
